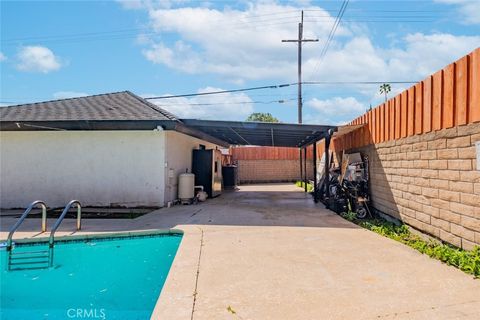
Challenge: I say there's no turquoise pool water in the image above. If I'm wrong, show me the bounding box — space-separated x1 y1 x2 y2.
0 232 182 320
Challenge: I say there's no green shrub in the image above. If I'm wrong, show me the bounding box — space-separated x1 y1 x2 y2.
343 215 480 277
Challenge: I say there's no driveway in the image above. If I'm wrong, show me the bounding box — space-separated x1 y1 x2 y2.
2 184 479 319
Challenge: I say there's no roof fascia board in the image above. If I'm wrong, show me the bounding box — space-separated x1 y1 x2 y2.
0 120 176 131
173 123 230 148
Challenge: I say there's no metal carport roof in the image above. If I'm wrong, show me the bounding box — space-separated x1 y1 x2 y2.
181 119 337 148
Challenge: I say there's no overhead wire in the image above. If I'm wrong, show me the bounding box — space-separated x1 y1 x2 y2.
144 80 417 100
303 81 417 85
2 81 417 106
144 83 295 100
154 98 297 107
317 0 349 67
1 5 449 46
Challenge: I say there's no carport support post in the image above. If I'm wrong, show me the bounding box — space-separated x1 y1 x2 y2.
324 130 332 207
313 141 317 202
303 147 307 192
299 148 303 185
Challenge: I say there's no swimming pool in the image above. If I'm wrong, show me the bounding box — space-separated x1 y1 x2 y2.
0 231 182 320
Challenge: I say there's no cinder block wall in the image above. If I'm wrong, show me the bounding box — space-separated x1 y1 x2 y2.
348 122 479 250
237 160 313 183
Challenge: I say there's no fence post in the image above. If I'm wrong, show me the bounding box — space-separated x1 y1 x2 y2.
313 141 318 202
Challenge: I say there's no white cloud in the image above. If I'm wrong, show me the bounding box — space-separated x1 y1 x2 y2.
144 87 254 120
128 2 479 88
117 0 190 10
121 2 479 122
117 0 146 10
387 33 480 79
436 0 480 24
311 33 479 82
16 46 62 73
138 3 347 81
309 33 479 108
306 96 366 116
143 41 202 73
304 96 367 125
53 91 89 99
0 52 6 62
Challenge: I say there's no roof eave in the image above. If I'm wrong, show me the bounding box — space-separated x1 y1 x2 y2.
0 120 176 131
0 120 231 147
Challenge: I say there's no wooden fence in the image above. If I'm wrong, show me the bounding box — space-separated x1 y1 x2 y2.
231 146 314 160
230 48 479 159
335 47 480 151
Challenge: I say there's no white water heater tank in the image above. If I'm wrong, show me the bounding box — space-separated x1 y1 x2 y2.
178 173 195 201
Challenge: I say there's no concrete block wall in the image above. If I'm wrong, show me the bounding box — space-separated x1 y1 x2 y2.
349 122 480 250
237 160 313 183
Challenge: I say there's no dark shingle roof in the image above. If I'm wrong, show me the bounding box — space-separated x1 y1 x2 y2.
0 91 178 122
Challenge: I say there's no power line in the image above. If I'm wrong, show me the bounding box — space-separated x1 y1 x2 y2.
2 6 450 46
144 80 417 100
303 81 417 84
304 9 452 13
1 14 444 46
1 27 150 43
144 83 294 100
306 0 348 88
154 98 297 106
1 81 417 106
307 14 442 18
318 0 349 66
1 11 305 44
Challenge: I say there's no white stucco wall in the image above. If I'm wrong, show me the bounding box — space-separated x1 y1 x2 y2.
163 131 219 203
0 130 166 208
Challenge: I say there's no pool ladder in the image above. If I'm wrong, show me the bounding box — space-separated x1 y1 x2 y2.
5 200 82 271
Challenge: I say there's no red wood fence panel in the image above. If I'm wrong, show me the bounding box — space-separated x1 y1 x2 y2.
401 91 408 138
395 95 401 139
469 49 480 122
443 63 455 128
432 70 443 131
423 76 433 133
415 82 423 134
389 99 395 140
455 56 468 126
380 103 385 142
384 101 390 141
407 86 415 136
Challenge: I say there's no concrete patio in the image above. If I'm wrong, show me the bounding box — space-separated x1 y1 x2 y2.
1 184 479 319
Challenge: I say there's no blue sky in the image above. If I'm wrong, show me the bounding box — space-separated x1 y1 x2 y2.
1 0 479 124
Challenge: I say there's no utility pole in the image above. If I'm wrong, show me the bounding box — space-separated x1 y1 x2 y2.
282 11 318 124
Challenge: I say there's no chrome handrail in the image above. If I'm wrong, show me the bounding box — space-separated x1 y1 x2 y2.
48 200 82 248
6 200 48 251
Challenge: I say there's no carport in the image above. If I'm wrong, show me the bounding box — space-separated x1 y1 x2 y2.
181 119 337 202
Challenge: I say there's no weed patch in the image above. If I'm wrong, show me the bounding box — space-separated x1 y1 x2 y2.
295 181 314 192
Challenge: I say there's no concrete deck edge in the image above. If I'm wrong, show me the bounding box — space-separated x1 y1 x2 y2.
1 228 184 244
151 226 203 319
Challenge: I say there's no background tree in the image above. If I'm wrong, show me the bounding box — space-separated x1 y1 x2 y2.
379 83 391 102
246 112 280 123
